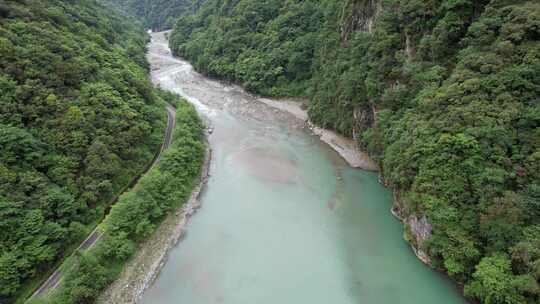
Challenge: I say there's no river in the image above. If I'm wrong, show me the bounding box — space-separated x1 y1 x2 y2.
141 31 467 304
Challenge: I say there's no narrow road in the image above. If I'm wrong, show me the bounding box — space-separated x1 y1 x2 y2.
28 105 176 301
160 105 177 155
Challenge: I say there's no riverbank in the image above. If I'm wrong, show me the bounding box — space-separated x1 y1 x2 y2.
258 98 379 171
97 146 212 304
258 97 437 269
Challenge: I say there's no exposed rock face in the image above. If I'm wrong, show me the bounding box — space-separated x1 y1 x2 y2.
390 190 432 265
340 0 381 44
352 104 374 137
405 32 416 61
407 215 432 265
340 0 382 142
391 190 406 218
340 0 433 267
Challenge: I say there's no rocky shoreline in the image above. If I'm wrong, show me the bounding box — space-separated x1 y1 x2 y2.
258 98 379 171
259 98 434 267
97 146 212 304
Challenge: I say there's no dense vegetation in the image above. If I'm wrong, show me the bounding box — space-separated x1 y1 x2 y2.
171 0 540 303
169 0 323 96
102 0 202 31
32 95 205 304
0 0 200 302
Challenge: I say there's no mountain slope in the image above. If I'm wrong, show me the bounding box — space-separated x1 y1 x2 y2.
170 0 540 303
0 0 165 301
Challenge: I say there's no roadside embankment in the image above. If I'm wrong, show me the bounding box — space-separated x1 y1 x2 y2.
97 146 211 304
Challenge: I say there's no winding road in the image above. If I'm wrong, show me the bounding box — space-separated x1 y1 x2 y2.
28 105 177 301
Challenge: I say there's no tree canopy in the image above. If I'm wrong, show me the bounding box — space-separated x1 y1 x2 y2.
42 94 205 304
101 0 203 31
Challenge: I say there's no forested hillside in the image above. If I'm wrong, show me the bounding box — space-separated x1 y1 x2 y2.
102 0 202 31
0 0 166 301
38 94 205 304
171 0 540 303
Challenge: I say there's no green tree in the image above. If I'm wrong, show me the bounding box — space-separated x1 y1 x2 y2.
465 254 527 304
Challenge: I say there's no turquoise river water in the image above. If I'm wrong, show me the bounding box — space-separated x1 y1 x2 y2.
141 31 467 304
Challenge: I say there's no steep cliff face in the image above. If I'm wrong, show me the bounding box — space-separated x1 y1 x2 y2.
406 215 433 264
391 190 433 265
340 0 381 142
340 0 381 42
309 0 379 137
340 1 434 262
